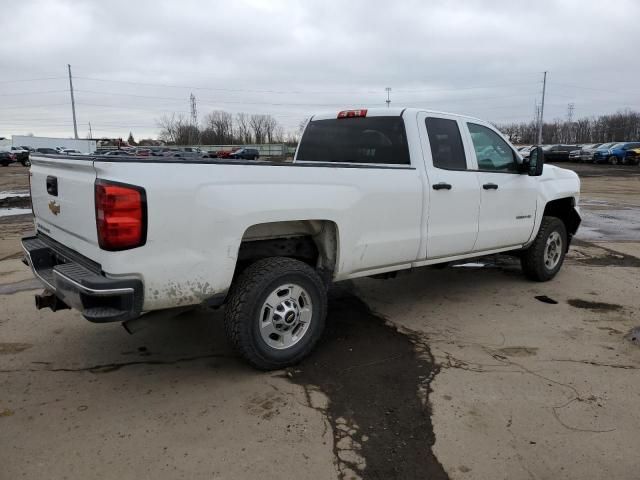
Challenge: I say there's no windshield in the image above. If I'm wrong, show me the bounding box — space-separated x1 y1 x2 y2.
598 143 616 149
610 143 624 149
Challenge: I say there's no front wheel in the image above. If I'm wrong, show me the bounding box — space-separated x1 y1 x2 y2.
224 257 327 370
608 155 619 165
21 159 31 167
521 216 567 281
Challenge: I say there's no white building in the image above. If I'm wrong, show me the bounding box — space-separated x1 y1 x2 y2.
11 135 96 153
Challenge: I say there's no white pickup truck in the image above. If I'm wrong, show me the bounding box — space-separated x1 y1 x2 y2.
22 108 581 369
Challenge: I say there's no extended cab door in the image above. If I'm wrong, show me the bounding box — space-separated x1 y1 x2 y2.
418 113 481 258
462 121 537 251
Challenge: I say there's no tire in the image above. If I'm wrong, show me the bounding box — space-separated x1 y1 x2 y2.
21 159 31 167
1 162 9 167
521 216 567 282
608 155 618 165
224 257 327 370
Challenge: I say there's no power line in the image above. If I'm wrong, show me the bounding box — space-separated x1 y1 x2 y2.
0 76 65 84
0 90 68 97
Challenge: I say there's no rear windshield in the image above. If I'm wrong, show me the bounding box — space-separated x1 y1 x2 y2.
296 116 410 165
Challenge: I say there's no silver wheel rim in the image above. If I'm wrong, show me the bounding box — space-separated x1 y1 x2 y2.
259 283 313 350
544 231 563 270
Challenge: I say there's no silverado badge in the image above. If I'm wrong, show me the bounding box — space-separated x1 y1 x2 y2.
48 200 60 215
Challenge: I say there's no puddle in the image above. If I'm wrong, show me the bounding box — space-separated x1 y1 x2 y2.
288 287 448 480
0 208 32 217
0 191 29 200
535 295 558 304
568 299 623 312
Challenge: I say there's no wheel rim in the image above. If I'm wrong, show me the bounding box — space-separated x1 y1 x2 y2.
544 231 563 270
259 283 313 350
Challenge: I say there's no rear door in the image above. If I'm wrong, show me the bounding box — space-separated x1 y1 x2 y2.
30 155 98 256
417 113 481 258
462 122 537 251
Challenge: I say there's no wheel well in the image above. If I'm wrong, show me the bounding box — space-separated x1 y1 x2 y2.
236 220 338 277
543 197 580 237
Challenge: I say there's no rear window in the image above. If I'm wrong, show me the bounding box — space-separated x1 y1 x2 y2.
296 116 410 165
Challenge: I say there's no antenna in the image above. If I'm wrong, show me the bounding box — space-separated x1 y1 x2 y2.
385 87 391 108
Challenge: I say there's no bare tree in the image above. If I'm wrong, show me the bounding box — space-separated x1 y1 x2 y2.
202 110 234 144
157 113 196 145
235 113 252 144
249 114 269 144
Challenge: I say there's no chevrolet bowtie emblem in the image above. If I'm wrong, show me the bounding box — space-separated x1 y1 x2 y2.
48 200 60 215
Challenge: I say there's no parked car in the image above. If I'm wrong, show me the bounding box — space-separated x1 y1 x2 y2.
518 145 534 159
35 147 60 155
541 144 580 162
0 150 16 166
22 107 581 370
625 147 640 165
593 142 640 165
19 146 35 152
230 148 260 160
102 150 132 156
61 149 82 155
568 143 602 162
167 151 212 159
10 146 31 166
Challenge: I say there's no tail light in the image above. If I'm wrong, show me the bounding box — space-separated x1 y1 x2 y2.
337 109 367 119
95 179 147 251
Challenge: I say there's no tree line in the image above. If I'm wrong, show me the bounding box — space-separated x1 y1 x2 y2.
496 109 640 145
157 110 298 145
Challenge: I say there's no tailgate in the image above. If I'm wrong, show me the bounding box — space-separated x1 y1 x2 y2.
30 155 98 257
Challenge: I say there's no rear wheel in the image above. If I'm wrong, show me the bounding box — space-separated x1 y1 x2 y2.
224 257 327 370
521 216 567 282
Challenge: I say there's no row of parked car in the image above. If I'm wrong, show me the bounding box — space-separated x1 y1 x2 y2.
24 146 262 161
518 142 640 165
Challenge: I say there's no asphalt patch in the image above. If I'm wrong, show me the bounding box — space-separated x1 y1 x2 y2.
289 287 448 480
568 299 623 312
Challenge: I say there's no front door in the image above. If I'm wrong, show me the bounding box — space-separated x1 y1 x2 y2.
462 121 538 251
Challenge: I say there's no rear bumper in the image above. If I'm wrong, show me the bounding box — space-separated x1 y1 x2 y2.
21 234 143 323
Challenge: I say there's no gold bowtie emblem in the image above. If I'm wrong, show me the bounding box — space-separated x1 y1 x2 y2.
48 201 60 215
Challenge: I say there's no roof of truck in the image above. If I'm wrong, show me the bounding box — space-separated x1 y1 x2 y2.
311 107 485 123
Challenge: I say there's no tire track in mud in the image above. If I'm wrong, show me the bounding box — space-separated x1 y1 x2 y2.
289 286 448 480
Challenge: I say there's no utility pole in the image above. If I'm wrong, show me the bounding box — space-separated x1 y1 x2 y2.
88 122 92 139
537 71 547 145
189 93 198 145
385 87 391 108
67 64 78 139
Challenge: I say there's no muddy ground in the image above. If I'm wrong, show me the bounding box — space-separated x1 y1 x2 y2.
1 161 639 479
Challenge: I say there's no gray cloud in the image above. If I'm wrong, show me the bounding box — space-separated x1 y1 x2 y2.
1 0 638 139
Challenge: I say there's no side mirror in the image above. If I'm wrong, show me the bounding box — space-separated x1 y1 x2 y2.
525 146 544 176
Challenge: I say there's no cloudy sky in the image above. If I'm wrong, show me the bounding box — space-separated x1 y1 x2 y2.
1 0 639 140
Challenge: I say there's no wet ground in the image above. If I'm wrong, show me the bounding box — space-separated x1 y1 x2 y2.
1 161 639 479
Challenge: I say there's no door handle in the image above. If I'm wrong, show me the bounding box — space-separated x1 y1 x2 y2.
483 183 499 190
432 182 452 190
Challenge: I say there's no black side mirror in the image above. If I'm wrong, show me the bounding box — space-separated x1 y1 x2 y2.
524 146 544 176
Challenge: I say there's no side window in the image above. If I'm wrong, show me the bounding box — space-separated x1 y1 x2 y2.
425 117 467 170
467 123 518 172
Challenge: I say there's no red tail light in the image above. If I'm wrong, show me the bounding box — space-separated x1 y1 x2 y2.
95 180 147 251
337 109 367 119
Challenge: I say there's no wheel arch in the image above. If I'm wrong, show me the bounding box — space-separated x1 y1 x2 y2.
236 219 340 278
542 197 581 249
